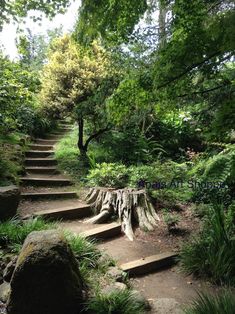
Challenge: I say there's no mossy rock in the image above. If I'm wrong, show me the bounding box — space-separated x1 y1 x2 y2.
7 230 83 314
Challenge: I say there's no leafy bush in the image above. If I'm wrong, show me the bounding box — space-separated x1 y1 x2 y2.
0 133 28 186
88 128 165 165
189 146 235 205
86 289 145 314
87 163 129 188
180 204 235 285
184 290 235 314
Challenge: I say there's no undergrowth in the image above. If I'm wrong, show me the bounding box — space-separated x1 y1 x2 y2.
85 289 145 314
180 203 235 286
184 290 235 314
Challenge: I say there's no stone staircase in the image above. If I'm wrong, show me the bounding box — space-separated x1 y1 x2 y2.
19 122 177 279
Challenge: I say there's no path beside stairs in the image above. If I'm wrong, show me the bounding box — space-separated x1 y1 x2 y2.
18 122 205 313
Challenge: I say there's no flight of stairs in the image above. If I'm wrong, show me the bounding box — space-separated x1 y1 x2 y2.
19 121 177 277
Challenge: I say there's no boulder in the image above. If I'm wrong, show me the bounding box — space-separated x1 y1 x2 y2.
107 266 127 282
0 186 20 221
101 282 128 295
131 290 151 310
0 282 10 303
150 298 183 314
7 230 83 314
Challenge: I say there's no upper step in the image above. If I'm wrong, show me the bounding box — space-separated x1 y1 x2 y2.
25 150 54 158
25 158 57 166
20 176 72 186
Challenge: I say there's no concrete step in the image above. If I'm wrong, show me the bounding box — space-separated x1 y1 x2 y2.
25 150 54 158
25 158 57 167
79 222 122 240
29 144 54 151
33 203 92 220
34 139 58 145
25 166 59 175
21 191 78 200
20 177 72 186
120 252 178 277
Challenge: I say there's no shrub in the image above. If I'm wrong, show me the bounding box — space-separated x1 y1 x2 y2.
0 132 28 186
189 146 235 205
184 290 235 314
87 163 129 188
86 289 145 314
180 204 235 285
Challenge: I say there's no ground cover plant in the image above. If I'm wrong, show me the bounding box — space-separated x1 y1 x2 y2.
184 290 235 314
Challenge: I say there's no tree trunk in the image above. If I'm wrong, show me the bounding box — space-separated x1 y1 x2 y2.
159 1 167 48
85 188 160 241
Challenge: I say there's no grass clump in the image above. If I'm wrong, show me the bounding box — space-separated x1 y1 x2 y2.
180 204 235 286
0 217 57 252
86 289 145 314
184 290 235 314
64 232 101 268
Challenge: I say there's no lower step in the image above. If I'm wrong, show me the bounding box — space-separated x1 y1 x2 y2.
120 252 178 277
25 158 57 167
34 204 92 220
21 191 78 200
80 222 122 240
25 167 59 175
20 177 72 186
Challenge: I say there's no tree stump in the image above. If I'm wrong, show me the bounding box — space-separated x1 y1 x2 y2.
86 188 160 241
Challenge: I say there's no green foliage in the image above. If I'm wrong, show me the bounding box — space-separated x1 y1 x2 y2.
0 54 39 134
40 35 110 118
190 146 235 204
0 133 28 186
184 290 235 314
0 0 70 31
75 0 148 44
180 204 235 286
87 163 129 188
86 289 145 314
0 217 57 252
17 27 63 71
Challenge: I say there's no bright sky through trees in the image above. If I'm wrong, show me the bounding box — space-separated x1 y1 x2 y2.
0 1 81 59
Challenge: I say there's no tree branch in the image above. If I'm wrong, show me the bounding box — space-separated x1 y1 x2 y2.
156 51 222 89
84 126 111 151
177 82 232 98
